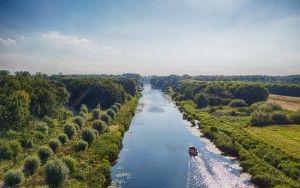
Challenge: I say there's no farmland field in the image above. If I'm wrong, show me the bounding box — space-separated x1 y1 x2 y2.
246 125 300 159
268 94 300 111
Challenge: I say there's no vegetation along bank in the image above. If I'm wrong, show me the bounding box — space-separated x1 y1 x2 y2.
0 71 141 187
150 76 300 188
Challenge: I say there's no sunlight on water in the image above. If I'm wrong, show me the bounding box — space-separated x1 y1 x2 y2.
111 85 253 188
186 156 253 188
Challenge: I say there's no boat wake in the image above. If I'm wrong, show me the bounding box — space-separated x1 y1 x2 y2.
186 155 252 188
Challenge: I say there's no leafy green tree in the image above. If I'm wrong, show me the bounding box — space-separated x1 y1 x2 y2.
0 91 30 130
44 159 69 187
194 93 209 108
234 84 268 104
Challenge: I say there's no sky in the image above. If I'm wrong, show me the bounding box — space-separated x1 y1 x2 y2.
0 0 300 75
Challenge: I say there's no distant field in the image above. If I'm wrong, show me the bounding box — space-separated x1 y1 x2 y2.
268 94 300 111
246 125 300 159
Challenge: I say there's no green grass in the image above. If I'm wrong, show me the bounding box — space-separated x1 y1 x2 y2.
0 96 140 187
246 125 300 159
179 100 300 187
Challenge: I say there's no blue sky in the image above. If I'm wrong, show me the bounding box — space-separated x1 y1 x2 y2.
0 0 300 75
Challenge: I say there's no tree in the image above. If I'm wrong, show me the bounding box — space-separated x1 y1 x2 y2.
0 90 30 130
194 93 209 108
234 84 268 104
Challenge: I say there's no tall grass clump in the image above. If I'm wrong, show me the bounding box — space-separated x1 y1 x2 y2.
115 103 122 109
62 156 76 174
75 140 88 152
37 146 53 163
58 134 68 145
80 104 88 114
74 116 85 128
100 114 111 124
23 156 40 175
92 109 101 120
92 120 107 133
4 170 23 187
64 124 76 139
48 138 61 152
81 128 96 145
111 105 119 112
107 109 116 119
0 140 21 160
44 159 69 187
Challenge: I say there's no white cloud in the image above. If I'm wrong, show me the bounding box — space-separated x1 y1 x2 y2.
0 38 17 47
42 31 90 46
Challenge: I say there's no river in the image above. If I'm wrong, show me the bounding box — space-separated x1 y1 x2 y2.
110 85 253 188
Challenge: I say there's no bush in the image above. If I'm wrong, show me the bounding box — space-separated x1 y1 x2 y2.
229 99 248 107
75 140 88 152
194 93 209 108
107 109 116 119
0 140 21 160
92 109 101 120
58 134 68 144
126 94 132 101
81 128 96 145
64 124 76 139
79 111 87 119
250 111 271 126
250 102 282 113
100 159 111 178
289 110 300 124
111 105 119 112
208 96 226 106
62 156 76 174
37 146 53 163
24 156 40 175
20 138 33 149
80 104 88 114
115 103 122 108
92 120 107 133
4 170 23 187
48 138 61 152
234 84 268 104
74 116 85 128
44 159 69 187
36 122 49 134
0 141 13 160
271 111 288 124
101 114 111 124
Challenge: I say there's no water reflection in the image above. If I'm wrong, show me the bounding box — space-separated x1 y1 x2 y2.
110 85 252 188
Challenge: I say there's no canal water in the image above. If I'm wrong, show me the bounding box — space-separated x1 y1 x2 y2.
110 85 253 188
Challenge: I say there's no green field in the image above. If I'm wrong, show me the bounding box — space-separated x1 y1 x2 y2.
246 125 300 159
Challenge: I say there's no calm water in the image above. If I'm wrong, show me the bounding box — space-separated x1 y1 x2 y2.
110 85 253 188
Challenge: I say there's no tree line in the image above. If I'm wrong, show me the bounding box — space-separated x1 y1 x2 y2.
150 75 300 97
0 70 141 131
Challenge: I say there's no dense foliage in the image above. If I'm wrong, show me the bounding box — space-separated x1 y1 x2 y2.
44 159 69 187
0 71 140 187
0 72 69 130
150 75 300 187
52 76 132 109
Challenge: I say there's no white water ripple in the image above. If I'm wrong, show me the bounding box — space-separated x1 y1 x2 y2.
186 156 253 188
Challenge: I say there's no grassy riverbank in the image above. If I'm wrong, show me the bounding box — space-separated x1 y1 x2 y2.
0 95 139 187
178 100 300 187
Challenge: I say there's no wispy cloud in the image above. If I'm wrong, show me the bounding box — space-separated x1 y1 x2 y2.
0 38 17 47
42 31 90 46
